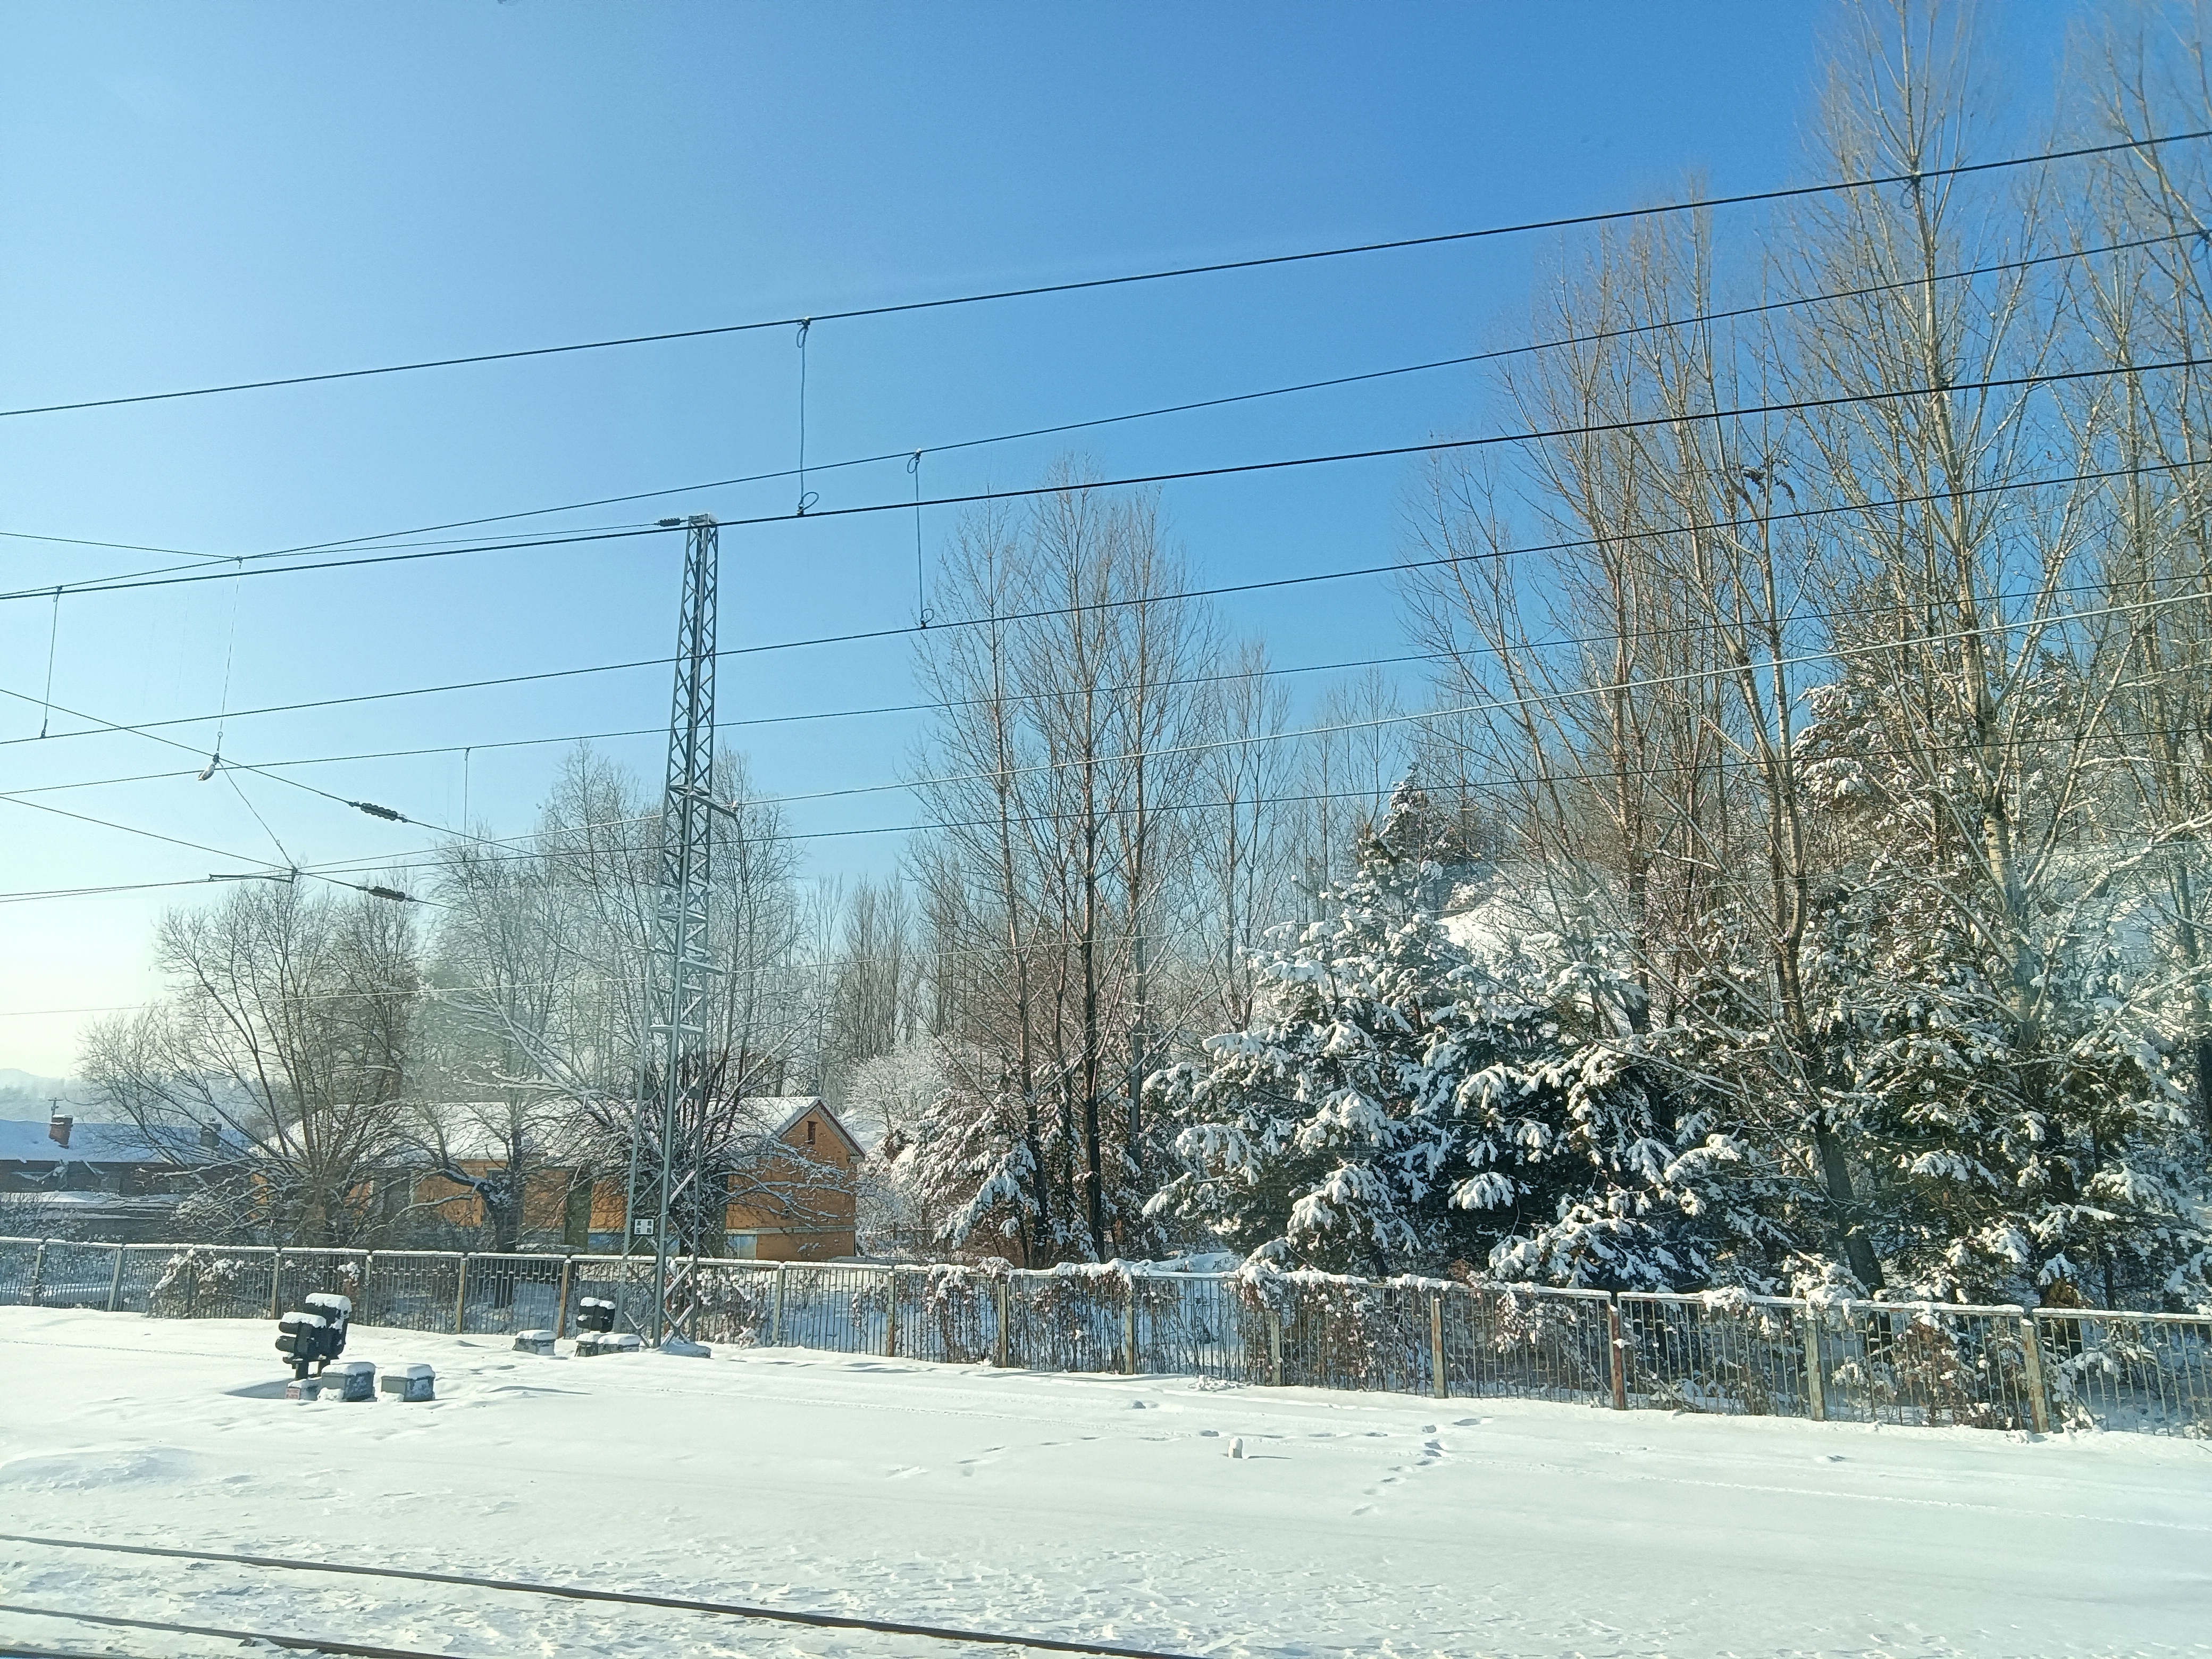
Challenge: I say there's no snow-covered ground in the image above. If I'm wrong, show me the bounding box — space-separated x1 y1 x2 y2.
0 1306 2206 1658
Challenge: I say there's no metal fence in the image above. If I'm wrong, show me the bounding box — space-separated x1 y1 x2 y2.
2 1236 2204 1437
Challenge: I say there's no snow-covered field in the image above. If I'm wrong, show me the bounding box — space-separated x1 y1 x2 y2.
0 1306 2206 1658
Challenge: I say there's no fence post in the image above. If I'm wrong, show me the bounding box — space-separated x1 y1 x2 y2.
1123 1272 1139 1376
1802 1301 1827 1421
2019 1314 2052 1434
28 1238 49 1307
556 1254 574 1339
1606 1300 1629 1411
994 1274 1011 1368
358 1252 371 1321
453 1254 471 1335
772 1262 787 1346
268 1250 285 1319
883 1267 898 1358
1430 1294 1448 1400
182 1250 199 1320
106 1244 127 1313
1267 1308 1283 1387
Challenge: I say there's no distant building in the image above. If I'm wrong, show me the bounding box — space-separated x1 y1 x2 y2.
0 1112 243 1240
586 1096 862 1259
398 1113 593 1246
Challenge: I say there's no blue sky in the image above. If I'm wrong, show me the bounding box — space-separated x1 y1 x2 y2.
0 2 2082 1076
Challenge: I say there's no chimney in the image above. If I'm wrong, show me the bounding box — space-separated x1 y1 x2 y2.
48 1113 72 1149
199 1122 221 1152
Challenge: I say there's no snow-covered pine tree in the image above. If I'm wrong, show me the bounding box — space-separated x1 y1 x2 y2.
1797 664 2211 1308
1146 775 1736 1286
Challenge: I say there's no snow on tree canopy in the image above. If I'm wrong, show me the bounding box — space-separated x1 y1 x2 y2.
1144 776 1739 1287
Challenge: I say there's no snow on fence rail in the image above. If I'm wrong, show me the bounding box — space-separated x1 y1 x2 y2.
2 1235 2205 1436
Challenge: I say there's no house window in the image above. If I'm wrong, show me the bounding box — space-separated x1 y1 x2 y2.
805 1118 817 1148
726 1232 758 1260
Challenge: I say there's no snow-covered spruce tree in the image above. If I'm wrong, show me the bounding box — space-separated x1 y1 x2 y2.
1795 664 2211 1309
1145 777 1737 1286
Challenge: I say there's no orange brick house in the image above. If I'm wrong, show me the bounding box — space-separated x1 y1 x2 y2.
583 1096 862 1260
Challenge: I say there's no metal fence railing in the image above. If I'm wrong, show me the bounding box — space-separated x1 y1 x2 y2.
2038 1308 2212 1435
3 1235 2205 1437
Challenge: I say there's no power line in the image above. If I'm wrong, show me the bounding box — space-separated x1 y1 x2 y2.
36 224 2198 596
6 126 2200 424
9 351 2203 619
0 681 521 857
232 582 2212 888
0 792 430 907
8 450 2205 758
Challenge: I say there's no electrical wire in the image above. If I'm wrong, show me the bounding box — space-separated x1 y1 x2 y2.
196 577 2208 892
7 449 2206 758
33 223 2199 597
5 125 2199 424
9 351 2204 618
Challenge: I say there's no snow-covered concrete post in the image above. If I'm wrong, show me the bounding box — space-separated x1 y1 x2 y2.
452 1254 471 1335
1430 1295 1447 1400
555 1255 574 1339
2019 1316 2052 1434
1606 1301 1628 1411
105 1244 127 1313
772 1263 786 1346
1802 1303 1827 1422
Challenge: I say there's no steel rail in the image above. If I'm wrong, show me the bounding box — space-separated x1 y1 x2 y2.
0 1603 459 1658
0 1533 1211 1659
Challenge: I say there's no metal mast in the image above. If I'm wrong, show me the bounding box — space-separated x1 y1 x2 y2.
626 513 719 1344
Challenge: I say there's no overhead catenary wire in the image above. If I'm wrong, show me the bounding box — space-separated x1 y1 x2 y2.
30 221 2199 597
11 350 2212 615
205 580 2212 889
2 702 2198 1023
4 123 2200 425
6 448 2206 760
0 793 428 907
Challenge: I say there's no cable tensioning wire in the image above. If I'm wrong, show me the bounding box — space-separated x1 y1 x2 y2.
11 349 2211 613
5 452 2203 902
0 683 524 864
30 222 2200 593
5 598 2155 900
7 448 2208 759
4 124 2200 423
9 706 2196 947
0 792 431 907
259 583 2212 883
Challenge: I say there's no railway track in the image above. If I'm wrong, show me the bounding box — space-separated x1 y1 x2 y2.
0 1531 1212 1659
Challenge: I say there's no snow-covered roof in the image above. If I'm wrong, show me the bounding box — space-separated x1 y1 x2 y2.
0 1119 240 1167
744 1096 864 1160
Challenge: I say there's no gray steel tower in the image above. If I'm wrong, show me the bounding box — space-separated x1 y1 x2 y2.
624 513 719 1344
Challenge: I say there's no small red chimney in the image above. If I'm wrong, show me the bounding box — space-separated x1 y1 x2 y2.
48 1113 72 1149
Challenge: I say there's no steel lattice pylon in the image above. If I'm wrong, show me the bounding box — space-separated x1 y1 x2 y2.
622 514 719 1344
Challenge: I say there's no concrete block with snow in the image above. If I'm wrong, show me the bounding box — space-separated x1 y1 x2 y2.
378 1363 434 1402
513 1330 556 1356
328 1359 375 1402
